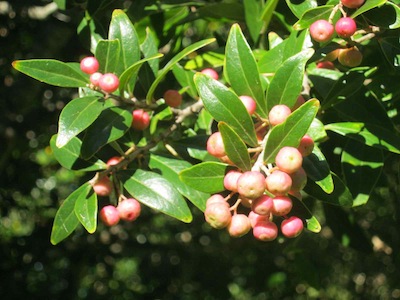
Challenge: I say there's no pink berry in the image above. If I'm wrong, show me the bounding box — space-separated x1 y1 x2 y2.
223 170 242 193
107 156 122 166
163 89 182 108
281 216 304 238
290 167 307 192
117 198 141 222
310 20 334 43
204 203 232 229
275 146 303 174
239 95 257 115
248 211 270 228
93 176 112 196
90 72 103 86
253 220 278 241
100 205 120 226
341 0 365 9
99 73 119 93
317 61 335 70
271 195 293 216
207 132 226 158
206 194 229 208
251 195 273 216
298 135 314 157
201 68 219 80
131 109 150 130
237 171 266 200
335 17 357 38
265 170 292 196
269 104 292 126
227 214 251 237
80 56 99 74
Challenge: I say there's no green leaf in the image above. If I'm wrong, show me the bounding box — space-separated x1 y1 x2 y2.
244 0 264 43
304 172 353 207
342 140 384 207
290 197 321 233
197 3 244 20
148 154 210 211
260 0 279 27
172 64 198 98
141 27 160 76
225 24 267 117
363 2 400 29
218 122 252 171
307 118 328 142
194 73 258 147
258 38 287 74
146 38 216 104
351 0 388 18
285 0 318 19
179 162 229 194
303 145 334 194
266 49 314 111
12 60 88 87
50 135 106 171
325 122 400 154
109 9 141 75
293 5 334 30
74 187 97 234
121 169 192 223
95 39 121 74
264 99 320 163
50 183 90 245
81 106 132 159
56 96 104 148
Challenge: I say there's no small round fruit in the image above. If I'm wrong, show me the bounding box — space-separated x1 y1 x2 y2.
80 56 99 74
317 61 335 70
335 17 357 38
269 104 292 126
107 156 122 166
290 167 307 192
223 170 242 193
341 0 365 9
275 146 303 174
251 195 273 216
99 73 120 93
201 68 219 80
292 95 305 111
253 220 278 241
271 195 293 216
207 132 226 158
204 203 232 229
117 198 141 222
338 47 363 67
310 20 334 43
265 170 292 196
324 49 340 61
206 194 229 208
239 95 257 115
131 109 150 130
248 211 270 228
90 72 103 86
163 89 182 108
281 216 304 238
227 214 251 237
298 135 314 157
93 176 112 196
100 205 120 226
237 171 266 200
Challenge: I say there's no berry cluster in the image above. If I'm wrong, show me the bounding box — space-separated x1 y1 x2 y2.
204 96 314 241
309 0 365 68
100 198 141 226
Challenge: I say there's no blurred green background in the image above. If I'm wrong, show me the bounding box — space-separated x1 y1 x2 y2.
1 1 400 299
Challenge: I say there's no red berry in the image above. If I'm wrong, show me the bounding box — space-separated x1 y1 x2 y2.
237 171 266 200
271 195 293 216
131 109 150 130
90 72 103 86
223 170 242 193
93 176 112 196
265 170 292 196
275 146 303 174
248 211 270 228
204 203 232 229
341 0 365 9
338 47 363 67
239 95 257 115
80 56 99 74
310 20 334 43
269 104 291 126
317 61 335 70
99 73 119 93
201 68 219 80
290 167 307 192
227 214 251 237
335 17 357 38
251 195 273 216
117 198 141 222
163 89 182 108
100 205 120 226
207 132 226 158
298 135 314 157
107 156 122 166
281 216 304 238
253 220 278 241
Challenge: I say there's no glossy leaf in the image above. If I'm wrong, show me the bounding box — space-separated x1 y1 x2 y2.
293 5 334 30
50 183 89 245
148 154 210 211
225 24 267 117
179 162 229 194
12 60 88 87
172 64 198 98
342 140 384 207
194 73 258 147
50 135 106 171
264 99 320 163
95 39 121 74
266 49 314 111
307 118 327 142
303 145 334 194
363 2 400 29
109 9 140 75
243 0 264 42
304 172 353 207
146 38 216 104
260 0 279 27
325 122 400 154
81 106 132 159
218 122 251 171
121 169 192 223
56 96 104 148
141 27 160 76
351 0 388 18
74 186 97 234
285 0 318 19
258 38 287 74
